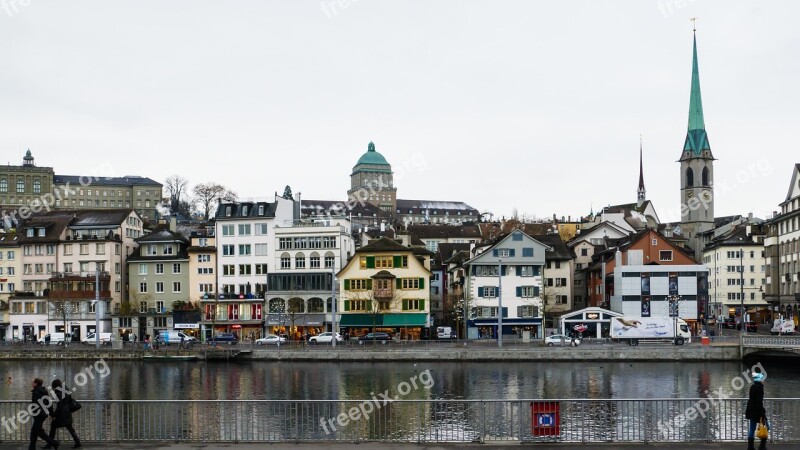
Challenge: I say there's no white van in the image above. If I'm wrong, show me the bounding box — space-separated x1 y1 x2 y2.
437 326 456 339
158 330 196 345
771 319 795 335
82 332 113 345
39 333 72 345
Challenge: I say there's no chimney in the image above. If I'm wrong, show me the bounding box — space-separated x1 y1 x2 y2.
615 247 622 267
169 216 177 232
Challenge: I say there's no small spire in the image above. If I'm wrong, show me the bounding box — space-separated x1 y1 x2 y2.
368 141 375 152
637 136 646 206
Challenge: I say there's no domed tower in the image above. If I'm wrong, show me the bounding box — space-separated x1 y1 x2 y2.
23 149 35 167
679 27 716 258
348 141 397 214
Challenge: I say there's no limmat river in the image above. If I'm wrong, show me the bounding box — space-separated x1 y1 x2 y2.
1 360 796 401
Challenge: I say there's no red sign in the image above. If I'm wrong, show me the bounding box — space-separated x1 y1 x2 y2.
531 401 560 436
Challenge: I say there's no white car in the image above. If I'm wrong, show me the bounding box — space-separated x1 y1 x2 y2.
308 332 343 344
545 334 581 347
255 334 287 345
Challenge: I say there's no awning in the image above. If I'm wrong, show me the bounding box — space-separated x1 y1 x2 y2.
339 314 382 327
382 313 428 327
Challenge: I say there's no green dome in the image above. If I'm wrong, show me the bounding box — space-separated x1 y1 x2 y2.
355 141 390 166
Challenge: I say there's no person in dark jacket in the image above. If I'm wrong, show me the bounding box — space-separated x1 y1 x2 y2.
29 378 59 450
745 370 768 450
45 379 81 449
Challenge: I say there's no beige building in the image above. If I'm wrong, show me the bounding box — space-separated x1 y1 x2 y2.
0 150 54 213
337 237 432 340
0 231 21 338
188 228 216 310
53 175 163 221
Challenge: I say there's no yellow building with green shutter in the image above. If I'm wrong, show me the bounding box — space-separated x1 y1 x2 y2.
337 237 432 340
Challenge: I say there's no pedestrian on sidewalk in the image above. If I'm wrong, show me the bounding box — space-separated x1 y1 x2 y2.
45 379 81 449
179 334 186 349
28 377 59 450
745 367 769 450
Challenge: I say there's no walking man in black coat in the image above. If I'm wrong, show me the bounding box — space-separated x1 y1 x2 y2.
745 369 768 450
29 378 59 450
45 379 81 449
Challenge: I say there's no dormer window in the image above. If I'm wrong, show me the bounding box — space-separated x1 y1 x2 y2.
26 228 34 237
37 228 45 237
258 205 265 215
225 206 232 217
241 205 249 215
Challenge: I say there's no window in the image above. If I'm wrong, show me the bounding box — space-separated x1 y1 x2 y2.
153 263 163 274
475 266 499 277
199 283 213 293
281 255 291 269
350 279 369 290
295 254 306 269
6 251 13 260
16 179 24 193
310 256 320 268
155 282 164 293
222 245 235 256
172 282 181 293
198 254 211 262
293 237 308 249
239 264 251 275
581 248 589 256
520 286 539 297
163 245 173 255
659 250 673 262
115 263 120 274
138 264 147 275
348 300 368 311
221 224 235 236
255 264 268 275
80 244 89 255
147 245 157 256
401 278 421 289
375 256 392 268
197 267 213 274
279 238 292 249
139 282 148 293
238 224 251 236
324 255 335 268
172 263 181 274
309 237 322 249
255 244 268 256
322 237 336 248
223 265 235 276
402 299 423 311
497 249 510 257
255 223 268 235
519 305 538 317
238 244 251 256
0 179 6 192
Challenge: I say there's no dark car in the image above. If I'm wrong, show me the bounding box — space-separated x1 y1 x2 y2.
744 321 758 332
722 318 737 329
208 333 239 345
358 332 392 344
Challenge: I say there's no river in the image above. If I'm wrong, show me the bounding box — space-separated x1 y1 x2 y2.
1 360 796 401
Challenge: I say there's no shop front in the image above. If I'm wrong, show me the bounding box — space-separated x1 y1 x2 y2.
339 313 428 340
468 318 543 340
559 307 622 339
266 314 328 341
174 323 200 339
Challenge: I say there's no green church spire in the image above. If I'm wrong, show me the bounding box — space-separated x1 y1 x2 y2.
683 29 711 155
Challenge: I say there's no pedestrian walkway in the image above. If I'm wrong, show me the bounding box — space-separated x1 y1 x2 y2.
2 442 797 450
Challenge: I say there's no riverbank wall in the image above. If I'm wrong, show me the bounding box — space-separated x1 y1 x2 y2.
0 344 741 361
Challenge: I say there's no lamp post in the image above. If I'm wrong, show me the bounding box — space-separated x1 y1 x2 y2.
740 247 745 337
497 258 503 348
331 265 337 349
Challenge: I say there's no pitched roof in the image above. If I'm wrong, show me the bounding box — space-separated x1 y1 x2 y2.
396 199 479 213
355 237 412 254
70 209 135 227
215 201 277 220
135 228 189 244
301 199 386 218
406 224 481 239
533 234 574 260
53 175 162 186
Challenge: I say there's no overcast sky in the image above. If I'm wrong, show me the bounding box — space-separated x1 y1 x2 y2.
2 0 798 223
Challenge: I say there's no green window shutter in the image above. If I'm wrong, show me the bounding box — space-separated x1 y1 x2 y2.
366 256 375 269
419 299 425 311
367 279 373 290
402 299 408 311
344 300 350 311
516 287 522 297
534 286 540 297
419 278 425 289
393 255 402 268
396 278 402 289
344 279 350 291
366 300 372 311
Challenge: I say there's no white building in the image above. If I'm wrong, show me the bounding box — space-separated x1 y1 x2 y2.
464 230 548 339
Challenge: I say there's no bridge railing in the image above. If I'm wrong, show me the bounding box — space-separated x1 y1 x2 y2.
1 398 798 443
742 335 800 347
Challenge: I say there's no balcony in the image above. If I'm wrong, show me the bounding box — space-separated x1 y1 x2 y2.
49 272 111 281
373 288 394 300
48 290 112 300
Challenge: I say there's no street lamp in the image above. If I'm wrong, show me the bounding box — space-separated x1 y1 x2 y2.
497 258 503 348
668 295 680 344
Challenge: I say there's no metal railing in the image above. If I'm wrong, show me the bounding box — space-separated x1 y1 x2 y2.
0 398 797 443
742 335 800 348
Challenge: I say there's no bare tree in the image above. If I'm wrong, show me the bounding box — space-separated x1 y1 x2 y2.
192 183 238 220
164 175 189 211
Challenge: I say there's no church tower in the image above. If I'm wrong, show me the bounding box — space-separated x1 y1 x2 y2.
637 138 646 207
679 28 715 257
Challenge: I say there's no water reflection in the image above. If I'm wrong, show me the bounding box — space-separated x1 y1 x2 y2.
1 360 797 401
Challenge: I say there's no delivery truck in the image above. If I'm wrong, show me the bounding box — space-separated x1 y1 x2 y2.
611 316 691 346
770 318 795 335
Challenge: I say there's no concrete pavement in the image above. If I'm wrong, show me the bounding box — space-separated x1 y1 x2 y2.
2 442 799 449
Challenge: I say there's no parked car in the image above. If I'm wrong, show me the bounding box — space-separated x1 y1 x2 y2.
545 334 581 347
308 332 343 344
744 321 759 332
39 333 74 345
255 334 287 345
207 333 239 345
358 332 392 344
721 318 737 329
82 332 113 345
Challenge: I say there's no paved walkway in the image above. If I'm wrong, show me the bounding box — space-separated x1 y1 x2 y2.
3 442 798 449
